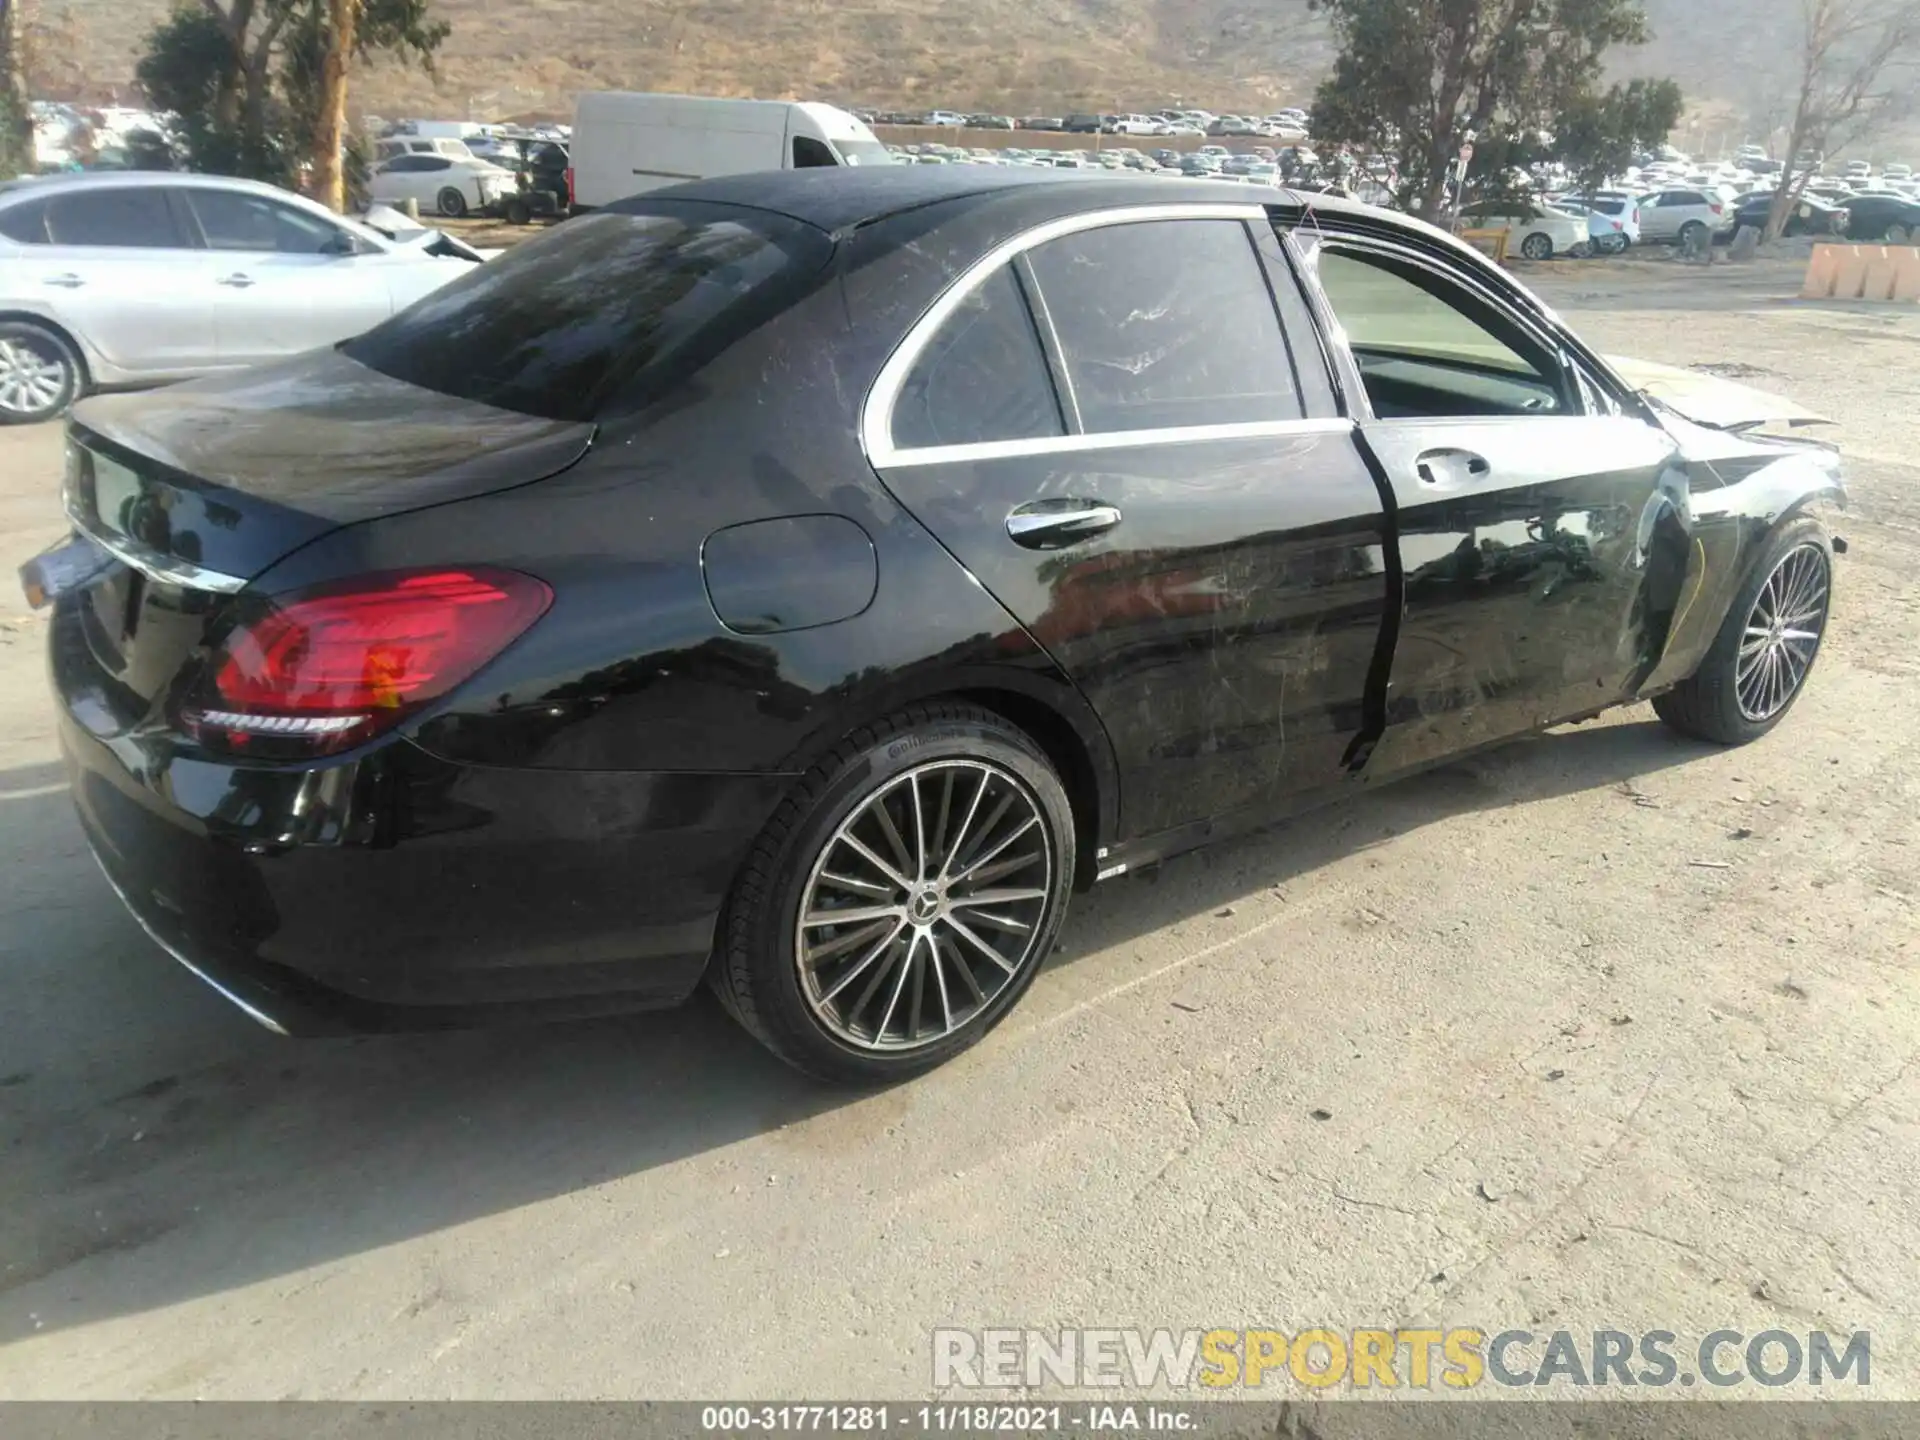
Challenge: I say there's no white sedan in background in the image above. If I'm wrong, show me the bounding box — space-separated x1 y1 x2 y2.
367 153 515 218
1458 198 1591 259
0 171 481 424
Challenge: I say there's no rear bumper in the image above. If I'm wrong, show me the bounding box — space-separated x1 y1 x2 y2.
58 703 791 1036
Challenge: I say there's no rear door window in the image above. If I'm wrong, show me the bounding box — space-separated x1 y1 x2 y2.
43 187 188 248
343 204 834 422
1023 218 1303 432
0 196 49 243
891 265 1064 451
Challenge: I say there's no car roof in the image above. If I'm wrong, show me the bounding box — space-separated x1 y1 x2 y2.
635 165 1398 236
0 170 310 205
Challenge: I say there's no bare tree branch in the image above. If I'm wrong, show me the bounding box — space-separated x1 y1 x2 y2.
1768 0 1920 237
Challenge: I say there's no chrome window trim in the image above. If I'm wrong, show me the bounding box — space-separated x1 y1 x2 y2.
862 201 1286 468
879 417 1354 468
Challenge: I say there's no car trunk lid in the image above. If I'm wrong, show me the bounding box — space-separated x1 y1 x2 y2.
55 347 593 719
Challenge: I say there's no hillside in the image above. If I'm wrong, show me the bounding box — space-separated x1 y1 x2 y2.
41 0 1797 137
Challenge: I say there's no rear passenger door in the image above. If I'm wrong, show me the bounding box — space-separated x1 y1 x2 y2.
1640 192 1685 241
866 206 1391 840
21 185 217 378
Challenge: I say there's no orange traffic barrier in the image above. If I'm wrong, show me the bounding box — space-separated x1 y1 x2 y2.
1801 244 1842 297
1863 250 1901 301
1801 243 1920 300
1893 249 1920 301
1456 227 1510 263
1831 244 1884 299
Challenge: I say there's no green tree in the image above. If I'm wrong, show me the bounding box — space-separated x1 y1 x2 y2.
137 5 291 180
282 0 446 209
1765 0 1920 239
1308 0 1668 219
134 0 446 200
1553 77 1685 195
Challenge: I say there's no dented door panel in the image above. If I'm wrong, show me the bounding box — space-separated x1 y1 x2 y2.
873 429 1389 838
1358 415 1691 778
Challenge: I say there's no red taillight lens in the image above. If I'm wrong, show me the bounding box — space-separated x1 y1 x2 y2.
186 568 551 756
564 167 575 205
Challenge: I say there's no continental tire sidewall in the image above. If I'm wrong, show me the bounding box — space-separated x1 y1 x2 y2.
736 713 1075 1080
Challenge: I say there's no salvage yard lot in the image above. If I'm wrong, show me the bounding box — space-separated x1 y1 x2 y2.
1 256 1917 1399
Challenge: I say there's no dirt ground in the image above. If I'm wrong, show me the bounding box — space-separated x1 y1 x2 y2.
0 252 1916 1402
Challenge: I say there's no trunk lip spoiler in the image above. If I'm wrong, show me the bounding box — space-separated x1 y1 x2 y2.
63 500 250 595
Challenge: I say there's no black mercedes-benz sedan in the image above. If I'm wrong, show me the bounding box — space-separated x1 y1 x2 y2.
26 167 1846 1081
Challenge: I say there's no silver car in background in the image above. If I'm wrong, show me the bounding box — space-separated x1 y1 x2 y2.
0 172 482 424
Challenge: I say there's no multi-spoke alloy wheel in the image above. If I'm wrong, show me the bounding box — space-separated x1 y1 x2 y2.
0 324 79 424
1654 518 1834 746
712 703 1075 1082
797 760 1053 1052
1735 542 1830 722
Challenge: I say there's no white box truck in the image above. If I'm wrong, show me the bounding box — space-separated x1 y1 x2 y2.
569 93 894 209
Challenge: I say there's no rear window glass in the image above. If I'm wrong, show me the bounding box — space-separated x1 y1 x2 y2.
1025 219 1302 432
45 188 186 247
0 196 48 243
892 265 1063 451
343 206 834 422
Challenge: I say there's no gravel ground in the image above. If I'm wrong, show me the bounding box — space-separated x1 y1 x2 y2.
0 254 1916 1402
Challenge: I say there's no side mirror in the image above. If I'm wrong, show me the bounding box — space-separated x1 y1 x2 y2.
319 232 360 257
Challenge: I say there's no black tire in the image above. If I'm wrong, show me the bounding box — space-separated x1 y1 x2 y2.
1679 220 1709 250
503 196 532 226
1885 222 1912 244
0 320 84 426
436 186 468 219
1653 516 1833 745
711 702 1077 1083
1520 232 1553 260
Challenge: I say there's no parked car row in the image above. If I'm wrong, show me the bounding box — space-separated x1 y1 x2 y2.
861 107 1311 140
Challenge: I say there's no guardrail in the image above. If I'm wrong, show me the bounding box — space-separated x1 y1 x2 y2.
1800 243 1920 300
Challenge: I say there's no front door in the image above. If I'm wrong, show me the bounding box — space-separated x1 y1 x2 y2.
176 188 395 364
1292 229 1690 778
867 208 1390 840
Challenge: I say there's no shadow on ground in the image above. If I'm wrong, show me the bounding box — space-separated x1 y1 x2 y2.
0 714 1710 1338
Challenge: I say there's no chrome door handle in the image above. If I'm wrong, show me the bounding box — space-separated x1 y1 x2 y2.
44 273 84 288
216 274 255 288
1005 500 1123 550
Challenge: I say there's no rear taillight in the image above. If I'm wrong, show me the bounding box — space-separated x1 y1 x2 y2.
1710 202 1723 214
183 568 552 757
564 167 575 206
